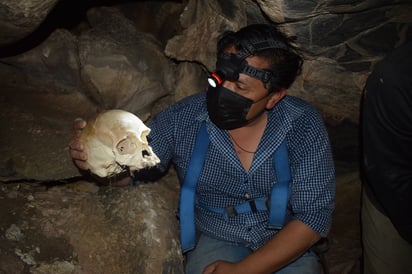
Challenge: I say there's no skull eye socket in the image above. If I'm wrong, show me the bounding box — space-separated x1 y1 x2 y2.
142 150 150 157
116 138 137 155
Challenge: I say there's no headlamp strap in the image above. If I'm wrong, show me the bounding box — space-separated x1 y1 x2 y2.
237 38 289 59
213 38 286 84
242 64 273 83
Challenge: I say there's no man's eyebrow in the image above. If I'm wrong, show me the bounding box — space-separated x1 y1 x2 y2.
236 78 252 86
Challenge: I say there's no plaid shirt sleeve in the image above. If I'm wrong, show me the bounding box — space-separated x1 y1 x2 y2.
286 101 336 237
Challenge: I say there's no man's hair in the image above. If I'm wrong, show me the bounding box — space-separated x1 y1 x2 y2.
217 24 303 93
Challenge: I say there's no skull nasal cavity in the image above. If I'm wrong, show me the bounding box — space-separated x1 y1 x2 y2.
116 139 137 155
142 150 150 157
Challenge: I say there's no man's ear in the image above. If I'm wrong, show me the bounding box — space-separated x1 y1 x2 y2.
266 88 286 109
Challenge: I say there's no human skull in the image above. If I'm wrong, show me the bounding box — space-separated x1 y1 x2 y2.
80 109 160 177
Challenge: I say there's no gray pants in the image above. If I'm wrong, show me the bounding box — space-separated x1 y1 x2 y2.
185 233 320 274
361 190 412 274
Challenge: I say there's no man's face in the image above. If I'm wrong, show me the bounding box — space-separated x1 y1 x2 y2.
221 53 272 121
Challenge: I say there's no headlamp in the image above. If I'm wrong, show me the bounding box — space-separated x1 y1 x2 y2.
207 53 244 87
208 34 288 88
208 36 287 87
207 54 273 87
207 72 224 88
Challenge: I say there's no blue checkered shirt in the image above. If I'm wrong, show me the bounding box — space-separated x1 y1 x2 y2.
148 92 335 250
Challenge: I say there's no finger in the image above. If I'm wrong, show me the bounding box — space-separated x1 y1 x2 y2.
70 148 87 160
73 118 87 131
70 118 87 151
202 263 217 274
69 139 85 152
69 117 90 171
73 159 90 171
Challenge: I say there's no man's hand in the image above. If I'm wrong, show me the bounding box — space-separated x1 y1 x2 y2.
69 118 133 187
202 260 248 274
69 118 89 171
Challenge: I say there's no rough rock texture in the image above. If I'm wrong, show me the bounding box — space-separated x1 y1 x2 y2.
78 7 175 118
0 0 410 273
0 164 362 274
1 0 411 181
0 172 183 274
165 0 249 69
0 7 176 181
164 0 412 123
0 0 58 46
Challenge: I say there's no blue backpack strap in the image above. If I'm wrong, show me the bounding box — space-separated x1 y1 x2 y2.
179 122 210 253
268 139 291 229
179 122 290 252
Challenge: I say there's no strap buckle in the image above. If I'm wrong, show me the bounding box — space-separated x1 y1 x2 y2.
248 199 258 213
225 199 260 217
226 206 238 217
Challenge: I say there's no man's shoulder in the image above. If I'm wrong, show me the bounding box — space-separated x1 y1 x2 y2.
273 95 326 132
173 92 206 109
281 95 319 117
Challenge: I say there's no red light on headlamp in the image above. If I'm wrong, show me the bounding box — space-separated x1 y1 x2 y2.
207 72 224 88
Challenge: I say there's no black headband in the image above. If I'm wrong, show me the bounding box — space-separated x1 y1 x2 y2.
209 37 287 86
236 38 289 59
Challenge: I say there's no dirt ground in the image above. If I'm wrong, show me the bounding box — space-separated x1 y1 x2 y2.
326 170 362 274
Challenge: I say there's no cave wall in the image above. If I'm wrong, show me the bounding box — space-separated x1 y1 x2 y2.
0 1 411 273
0 0 411 181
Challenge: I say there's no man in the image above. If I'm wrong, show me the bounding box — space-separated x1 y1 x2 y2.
70 24 335 274
361 42 412 274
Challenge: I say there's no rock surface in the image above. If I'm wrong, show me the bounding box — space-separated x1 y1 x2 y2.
0 172 184 274
0 0 58 46
1 0 411 181
0 0 410 273
0 165 362 274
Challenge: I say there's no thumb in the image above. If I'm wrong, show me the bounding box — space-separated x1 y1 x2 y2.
202 262 217 274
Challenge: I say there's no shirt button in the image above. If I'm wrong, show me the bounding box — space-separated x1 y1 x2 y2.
244 192 250 199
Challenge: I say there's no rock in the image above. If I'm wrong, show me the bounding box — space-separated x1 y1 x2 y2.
0 0 58 46
79 7 176 120
165 0 249 70
0 28 96 119
0 7 176 181
173 62 208 101
0 172 184 274
0 1 411 273
1 0 411 180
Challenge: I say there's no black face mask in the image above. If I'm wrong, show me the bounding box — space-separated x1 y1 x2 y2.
207 85 267 130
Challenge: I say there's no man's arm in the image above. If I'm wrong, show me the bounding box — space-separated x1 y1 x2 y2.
243 220 320 272
203 220 320 274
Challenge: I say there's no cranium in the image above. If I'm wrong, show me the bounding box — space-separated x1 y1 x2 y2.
80 109 160 177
